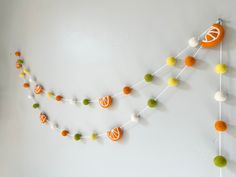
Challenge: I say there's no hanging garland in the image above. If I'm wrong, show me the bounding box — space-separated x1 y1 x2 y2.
14 20 226 143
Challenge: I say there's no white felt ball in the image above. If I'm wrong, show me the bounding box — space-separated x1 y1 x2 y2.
131 114 140 122
188 37 199 48
214 91 227 102
50 123 58 130
69 98 77 105
27 94 34 99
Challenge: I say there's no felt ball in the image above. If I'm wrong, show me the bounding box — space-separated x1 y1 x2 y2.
74 133 82 141
215 64 228 74
188 37 199 48
61 130 69 136
214 91 227 102
55 95 63 101
29 77 36 83
23 83 30 88
15 51 21 57
50 123 58 130
28 94 34 99
33 103 40 109
144 74 154 82
90 133 98 141
19 72 25 77
123 86 132 94
166 56 177 66
83 99 90 105
214 155 227 167
17 59 24 64
185 56 196 67
69 98 77 105
131 113 140 122
23 68 29 73
167 78 179 87
215 120 227 132
147 99 157 108
46 91 55 98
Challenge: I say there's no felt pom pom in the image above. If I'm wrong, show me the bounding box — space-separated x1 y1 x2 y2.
19 72 25 77
147 98 157 108
215 120 227 132
33 103 40 109
144 74 154 82
131 113 140 122
167 77 179 87
188 37 199 48
61 130 69 136
69 98 77 105
123 86 132 94
90 133 98 141
28 94 34 99
74 133 82 141
166 56 177 66
214 155 227 167
23 83 30 88
46 91 55 98
23 68 30 73
185 56 196 67
215 64 228 74
214 91 227 102
15 51 21 57
55 95 63 101
83 99 90 105
50 123 58 130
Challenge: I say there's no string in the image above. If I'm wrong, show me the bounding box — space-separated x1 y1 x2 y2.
17 20 215 140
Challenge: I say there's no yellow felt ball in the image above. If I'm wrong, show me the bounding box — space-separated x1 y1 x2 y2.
166 56 177 66
90 133 98 141
168 77 179 87
19 72 25 77
23 68 30 73
215 64 228 74
46 91 55 98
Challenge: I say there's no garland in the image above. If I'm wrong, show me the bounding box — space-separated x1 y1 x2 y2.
14 19 229 172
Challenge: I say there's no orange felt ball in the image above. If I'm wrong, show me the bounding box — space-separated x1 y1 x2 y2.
15 51 21 57
215 120 227 132
61 130 69 136
55 95 63 101
123 86 132 94
185 56 196 67
23 83 30 88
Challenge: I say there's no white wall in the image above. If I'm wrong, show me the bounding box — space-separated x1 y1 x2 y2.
1 0 236 177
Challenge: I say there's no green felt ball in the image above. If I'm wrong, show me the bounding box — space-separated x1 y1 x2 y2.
214 155 227 167
144 74 153 82
32 103 40 109
147 99 157 108
83 99 90 105
17 59 24 64
74 133 81 141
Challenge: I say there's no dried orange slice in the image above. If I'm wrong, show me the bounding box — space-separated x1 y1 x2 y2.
34 84 44 94
99 95 112 108
107 127 123 141
201 23 224 48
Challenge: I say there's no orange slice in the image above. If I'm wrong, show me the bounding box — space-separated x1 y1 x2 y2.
40 113 48 124
34 84 44 94
107 127 123 141
201 23 224 48
99 96 112 108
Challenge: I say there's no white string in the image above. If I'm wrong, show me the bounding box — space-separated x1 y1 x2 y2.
17 20 215 140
